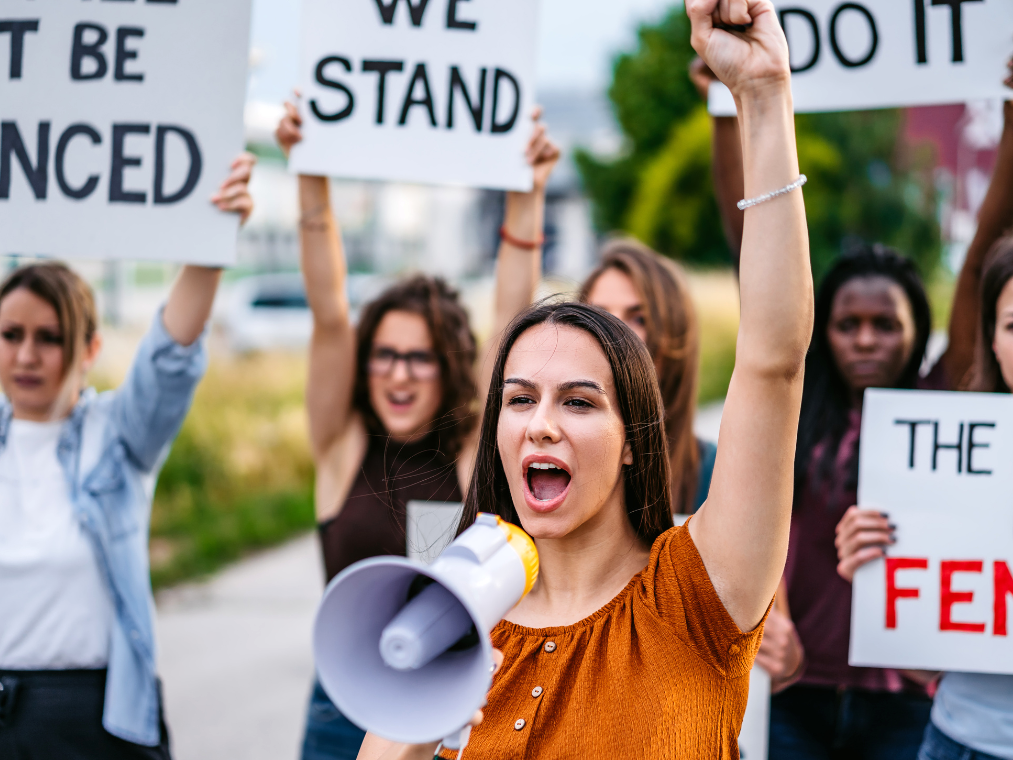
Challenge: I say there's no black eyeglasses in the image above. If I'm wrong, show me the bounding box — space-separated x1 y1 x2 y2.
367 348 440 380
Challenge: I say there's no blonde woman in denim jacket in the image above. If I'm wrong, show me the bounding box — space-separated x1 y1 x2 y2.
0 154 254 759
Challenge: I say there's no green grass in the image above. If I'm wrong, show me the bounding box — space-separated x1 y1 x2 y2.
115 352 317 589
690 270 740 404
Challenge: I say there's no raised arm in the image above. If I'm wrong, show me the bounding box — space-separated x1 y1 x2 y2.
457 117 559 483
690 58 745 268
944 84 1013 387
476 113 560 406
162 153 256 346
114 155 255 469
277 101 358 459
686 0 814 633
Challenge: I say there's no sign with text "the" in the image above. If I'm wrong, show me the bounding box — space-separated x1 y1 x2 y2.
0 0 252 265
709 0 1012 115
851 390 1013 675
289 0 540 191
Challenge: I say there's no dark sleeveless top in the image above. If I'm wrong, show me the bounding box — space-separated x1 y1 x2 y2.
317 433 462 583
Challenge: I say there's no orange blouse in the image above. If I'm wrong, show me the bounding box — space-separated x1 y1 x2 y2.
440 524 767 759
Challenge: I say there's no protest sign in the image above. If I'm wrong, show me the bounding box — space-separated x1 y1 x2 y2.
0 0 252 265
709 0 1012 116
289 0 540 191
851 389 1013 675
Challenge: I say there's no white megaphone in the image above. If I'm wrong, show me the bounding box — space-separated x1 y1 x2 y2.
313 513 539 750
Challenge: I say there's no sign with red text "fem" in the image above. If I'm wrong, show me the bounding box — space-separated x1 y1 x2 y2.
851 390 1013 675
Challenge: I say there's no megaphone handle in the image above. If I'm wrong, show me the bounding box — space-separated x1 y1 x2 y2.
440 725 471 754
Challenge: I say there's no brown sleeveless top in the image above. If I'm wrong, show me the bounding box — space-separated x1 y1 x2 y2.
317 433 462 583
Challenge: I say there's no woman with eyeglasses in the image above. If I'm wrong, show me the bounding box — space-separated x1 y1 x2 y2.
275 106 560 760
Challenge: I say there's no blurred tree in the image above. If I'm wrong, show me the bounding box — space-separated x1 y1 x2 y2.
576 6 942 281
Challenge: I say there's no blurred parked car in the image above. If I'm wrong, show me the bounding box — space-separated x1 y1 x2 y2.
218 273 391 353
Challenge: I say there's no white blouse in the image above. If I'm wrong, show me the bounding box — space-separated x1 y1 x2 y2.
0 419 113 669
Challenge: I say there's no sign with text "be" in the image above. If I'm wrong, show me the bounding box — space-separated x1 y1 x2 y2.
289 0 540 191
851 390 1013 675
0 0 252 265
709 0 1012 115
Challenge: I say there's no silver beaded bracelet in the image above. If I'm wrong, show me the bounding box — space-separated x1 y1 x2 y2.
737 175 808 211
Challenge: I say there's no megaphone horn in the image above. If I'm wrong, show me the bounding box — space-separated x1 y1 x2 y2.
313 513 539 746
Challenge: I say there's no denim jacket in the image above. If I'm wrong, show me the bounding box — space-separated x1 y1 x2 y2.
0 311 207 746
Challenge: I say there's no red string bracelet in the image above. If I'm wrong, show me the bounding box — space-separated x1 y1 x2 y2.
500 226 544 251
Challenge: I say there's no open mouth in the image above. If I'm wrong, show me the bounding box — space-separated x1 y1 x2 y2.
386 391 416 411
526 462 572 503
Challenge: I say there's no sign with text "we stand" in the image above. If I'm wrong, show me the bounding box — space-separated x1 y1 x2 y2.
289 0 540 191
0 0 252 265
851 390 1013 675
709 0 1012 115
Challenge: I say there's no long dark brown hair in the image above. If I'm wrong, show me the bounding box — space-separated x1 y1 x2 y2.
796 244 931 494
0 262 98 375
968 236 1013 394
352 274 478 455
458 301 674 545
579 239 701 514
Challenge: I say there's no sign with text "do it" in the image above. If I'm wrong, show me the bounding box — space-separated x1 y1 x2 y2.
289 0 540 191
709 0 1012 115
851 390 1013 675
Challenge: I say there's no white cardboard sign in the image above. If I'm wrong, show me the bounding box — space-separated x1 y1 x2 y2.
0 0 251 265
290 0 539 191
851 389 1013 675
709 0 1012 116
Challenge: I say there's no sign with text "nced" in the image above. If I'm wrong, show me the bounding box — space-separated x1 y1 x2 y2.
0 0 252 265
852 390 1013 675
289 0 540 191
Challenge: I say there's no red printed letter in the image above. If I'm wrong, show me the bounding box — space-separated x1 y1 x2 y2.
886 558 928 629
940 560 986 633
995 561 1013 637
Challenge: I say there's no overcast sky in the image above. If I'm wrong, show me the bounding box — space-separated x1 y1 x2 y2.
247 0 682 103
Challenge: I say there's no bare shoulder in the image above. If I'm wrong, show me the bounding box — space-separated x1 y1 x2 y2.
315 412 369 523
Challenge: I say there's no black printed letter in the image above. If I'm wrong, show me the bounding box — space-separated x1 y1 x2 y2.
491 69 520 134
829 3 879 69
399 63 437 127
931 0 983 63
115 27 145 82
310 57 355 122
362 60 405 125
0 20 40 80
71 23 109 81
778 9 820 73
373 0 431 27
154 125 202 204
446 0 477 31
0 121 49 200
447 67 486 131
109 123 150 204
56 124 101 200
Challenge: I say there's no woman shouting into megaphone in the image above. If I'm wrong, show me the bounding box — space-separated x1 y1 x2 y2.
359 0 814 757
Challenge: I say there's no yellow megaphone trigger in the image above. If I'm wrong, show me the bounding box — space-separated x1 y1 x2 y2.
495 516 539 597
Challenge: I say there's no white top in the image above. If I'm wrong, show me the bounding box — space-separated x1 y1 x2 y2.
932 673 1013 759
0 419 113 669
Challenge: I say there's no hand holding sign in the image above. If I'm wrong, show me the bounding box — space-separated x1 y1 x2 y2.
851 389 1013 675
835 506 896 582
211 153 257 226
